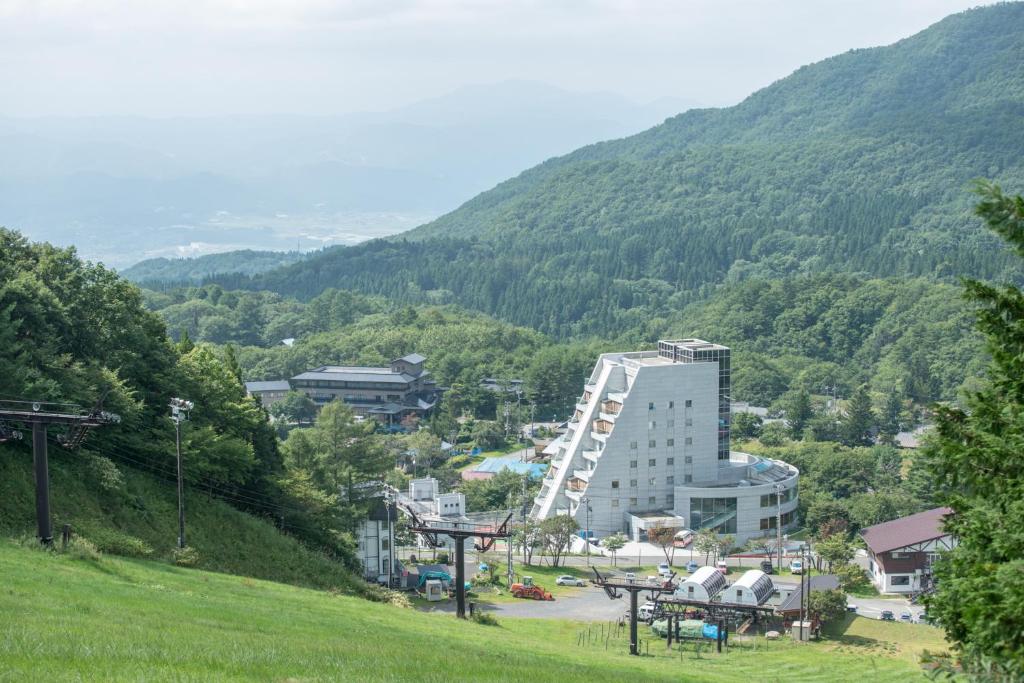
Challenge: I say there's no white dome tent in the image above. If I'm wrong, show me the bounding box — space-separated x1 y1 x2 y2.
676 566 727 602
723 570 774 606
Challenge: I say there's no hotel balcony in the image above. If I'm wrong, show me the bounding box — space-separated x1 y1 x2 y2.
565 489 583 503
592 418 613 435
600 399 622 415
582 449 601 464
573 469 592 482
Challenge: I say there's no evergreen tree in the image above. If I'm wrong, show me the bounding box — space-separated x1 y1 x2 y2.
923 183 1024 677
879 389 903 438
784 389 813 439
840 385 875 446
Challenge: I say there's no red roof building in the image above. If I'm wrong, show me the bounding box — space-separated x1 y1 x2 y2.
860 507 957 595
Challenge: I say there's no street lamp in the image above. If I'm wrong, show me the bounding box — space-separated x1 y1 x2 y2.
773 483 784 572
581 496 592 566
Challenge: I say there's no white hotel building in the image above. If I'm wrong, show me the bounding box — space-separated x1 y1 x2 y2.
531 340 799 545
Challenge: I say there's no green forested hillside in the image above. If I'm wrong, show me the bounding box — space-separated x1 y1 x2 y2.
122 249 308 285
230 3 1024 337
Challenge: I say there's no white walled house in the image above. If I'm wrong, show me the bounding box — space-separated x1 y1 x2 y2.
861 507 957 594
356 498 397 584
530 339 798 544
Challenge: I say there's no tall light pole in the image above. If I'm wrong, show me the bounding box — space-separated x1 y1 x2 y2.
773 483 784 572
170 398 194 549
581 496 591 566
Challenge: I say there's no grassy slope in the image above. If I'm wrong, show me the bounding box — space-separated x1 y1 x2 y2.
0 444 364 593
0 541 948 682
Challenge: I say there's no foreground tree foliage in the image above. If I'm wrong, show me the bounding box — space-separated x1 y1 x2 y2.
923 183 1024 678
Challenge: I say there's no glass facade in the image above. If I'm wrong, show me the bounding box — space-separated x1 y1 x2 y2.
689 497 737 534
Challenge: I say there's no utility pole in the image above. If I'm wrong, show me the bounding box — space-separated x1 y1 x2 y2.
170 398 194 549
774 483 783 572
385 487 396 588
799 543 809 642
529 402 536 440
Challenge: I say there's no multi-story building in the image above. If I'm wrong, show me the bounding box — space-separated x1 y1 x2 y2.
531 339 798 545
247 353 440 424
243 380 291 408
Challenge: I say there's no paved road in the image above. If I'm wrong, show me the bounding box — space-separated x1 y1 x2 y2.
416 585 626 622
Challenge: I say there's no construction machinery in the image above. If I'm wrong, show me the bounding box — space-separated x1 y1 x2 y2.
510 576 554 601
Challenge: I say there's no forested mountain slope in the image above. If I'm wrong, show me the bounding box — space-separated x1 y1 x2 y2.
240 3 1024 337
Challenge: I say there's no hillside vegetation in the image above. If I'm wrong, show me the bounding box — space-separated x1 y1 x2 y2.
121 250 308 285
0 540 945 682
0 444 365 593
232 3 1024 338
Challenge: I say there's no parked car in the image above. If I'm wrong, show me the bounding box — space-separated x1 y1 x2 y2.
555 575 585 587
657 563 672 577
673 530 694 548
846 603 858 613
760 560 774 574
686 561 699 573
880 610 895 621
789 559 804 575
637 601 662 623
715 560 729 575
900 611 913 622
625 572 636 583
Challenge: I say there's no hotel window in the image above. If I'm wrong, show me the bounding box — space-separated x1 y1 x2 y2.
685 400 692 407
685 437 693 445
630 479 638 488
648 496 657 505
891 575 911 586
611 480 620 489
648 402 655 410
648 458 656 467
685 475 692 483
685 456 692 464
668 401 674 409
666 438 674 447
666 494 674 506
630 460 638 469
629 497 638 506
649 420 656 429
666 476 674 485
648 439 656 448
648 477 656 486
611 499 619 508
667 419 675 428
666 457 674 466
685 418 693 426
630 441 638 450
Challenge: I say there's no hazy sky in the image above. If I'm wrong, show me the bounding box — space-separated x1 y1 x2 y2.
0 0 997 117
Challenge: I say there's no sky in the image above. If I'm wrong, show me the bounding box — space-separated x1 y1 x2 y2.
0 0 998 117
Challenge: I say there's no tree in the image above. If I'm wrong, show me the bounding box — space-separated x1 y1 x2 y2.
647 525 681 565
758 422 789 447
879 389 904 439
603 533 627 567
840 385 875 447
513 520 543 565
271 391 317 424
814 534 855 573
784 389 813 439
922 183 1024 677
731 412 763 440
471 420 505 451
694 528 718 565
807 588 847 624
834 563 870 593
540 515 579 568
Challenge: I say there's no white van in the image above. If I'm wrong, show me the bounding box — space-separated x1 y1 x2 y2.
790 559 804 575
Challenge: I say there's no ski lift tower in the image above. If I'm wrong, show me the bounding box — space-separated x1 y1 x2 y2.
0 399 119 544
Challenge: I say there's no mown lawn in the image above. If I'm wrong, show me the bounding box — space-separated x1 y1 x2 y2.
0 540 949 682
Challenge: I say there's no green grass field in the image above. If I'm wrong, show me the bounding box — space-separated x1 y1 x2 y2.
0 540 950 682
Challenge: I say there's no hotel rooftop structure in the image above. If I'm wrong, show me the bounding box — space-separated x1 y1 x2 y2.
531 339 798 544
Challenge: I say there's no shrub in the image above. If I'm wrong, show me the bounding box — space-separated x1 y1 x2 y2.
436 552 450 564
82 527 154 558
172 546 200 567
66 537 101 561
471 611 499 626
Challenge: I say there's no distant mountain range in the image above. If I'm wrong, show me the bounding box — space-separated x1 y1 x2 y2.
0 81 694 268
235 3 1024 338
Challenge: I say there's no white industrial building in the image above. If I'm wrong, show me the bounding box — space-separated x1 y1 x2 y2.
531 339 798 544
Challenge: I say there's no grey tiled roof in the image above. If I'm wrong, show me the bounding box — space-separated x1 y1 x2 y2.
244 380 291 392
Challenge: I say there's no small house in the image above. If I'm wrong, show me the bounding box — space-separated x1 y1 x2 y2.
723 570 774 606
676 566 727 602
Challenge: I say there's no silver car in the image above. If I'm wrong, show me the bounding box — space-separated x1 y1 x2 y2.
555 575 585 587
